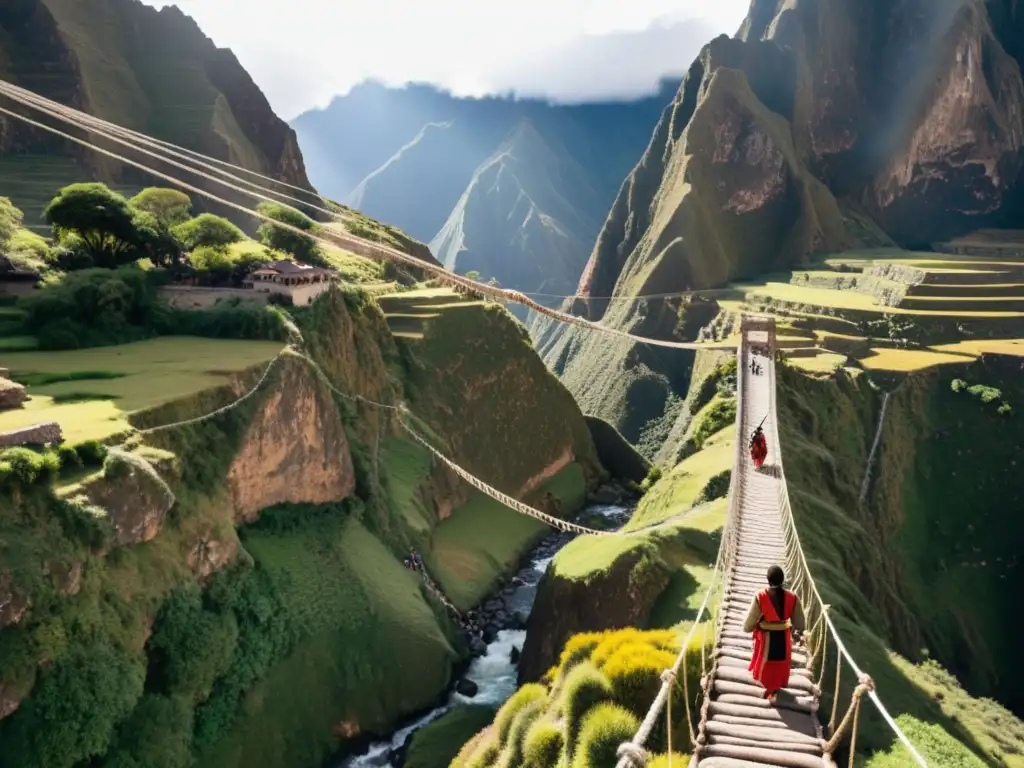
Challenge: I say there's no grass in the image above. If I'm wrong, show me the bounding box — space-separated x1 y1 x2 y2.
0 337 283 442
203 517 458 768
776 361 1024 764
426 463 586 610
626 426 733 531
405 705 498 768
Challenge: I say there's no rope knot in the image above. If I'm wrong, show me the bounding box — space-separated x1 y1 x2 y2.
660 669 677 686
857 674 875 694
616 742 650 767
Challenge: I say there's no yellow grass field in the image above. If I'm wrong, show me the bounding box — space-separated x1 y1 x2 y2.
0 337 283 442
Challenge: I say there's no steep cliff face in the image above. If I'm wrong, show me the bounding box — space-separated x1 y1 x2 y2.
0 287 603 768
777 356 1024 727
739 0 1024 245
293 81 674 295
542 0 1024 448
0 0 316 228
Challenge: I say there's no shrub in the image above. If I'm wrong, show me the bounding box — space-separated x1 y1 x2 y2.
102 694 194 768
148 584 239 705
967 384 1002 404
57 444 83 471
0 641 145 768
171 213 245 250
691 397 737 449
695 469 731 505
74 440 109 467
502 699 544 767
557 632 604 675
494 684 546 746
562 663 613 758
601 641 677 719
0 447 60 487
998 403 1013 416
255 202 324 265
572 703 639 768
0 196 22 247
951 378 967 393
523 720 563 768
5 230 54 276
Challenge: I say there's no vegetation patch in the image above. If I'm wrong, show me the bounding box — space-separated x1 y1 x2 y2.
453 628 708 768
0 337 283 443
404 706 498 768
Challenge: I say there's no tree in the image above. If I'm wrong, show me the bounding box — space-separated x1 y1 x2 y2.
255 201 324 265
171 214 245 251
44 184 152 269
129 188 192 228
0 196 24 250
0 641 144 768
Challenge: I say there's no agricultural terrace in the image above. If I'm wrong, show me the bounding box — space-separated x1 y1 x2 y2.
719 247 1024 374
0 337 284 443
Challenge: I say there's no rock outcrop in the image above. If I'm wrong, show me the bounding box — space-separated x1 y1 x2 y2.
0 0 316 228
518 541 671 684
0 422 61 447
226 356 354 524
0 378 26 411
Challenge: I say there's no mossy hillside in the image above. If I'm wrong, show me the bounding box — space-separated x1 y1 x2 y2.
404 705 498 768
0 282 607 767
397 293 601 499
454 628 711 768
518 423 732 683
776 361 1024 765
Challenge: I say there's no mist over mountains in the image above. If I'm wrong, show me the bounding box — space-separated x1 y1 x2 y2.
291 80 678 297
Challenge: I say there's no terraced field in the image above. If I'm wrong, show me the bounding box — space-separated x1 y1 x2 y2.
376 287 486 340
0 336 283 442
720 246 1024 373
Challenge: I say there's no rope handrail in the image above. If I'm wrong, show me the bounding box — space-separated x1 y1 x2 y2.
0 81 737 354
613 334 747 768
768 353 928 766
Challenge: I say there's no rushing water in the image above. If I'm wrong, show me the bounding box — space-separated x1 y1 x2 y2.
337 503 629 768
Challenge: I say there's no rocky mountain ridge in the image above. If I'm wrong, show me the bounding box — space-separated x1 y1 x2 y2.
292 81 675 297
0 0 315 229
537 0 1024 449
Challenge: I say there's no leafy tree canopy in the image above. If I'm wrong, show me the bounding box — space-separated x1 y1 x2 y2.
129 188 193 228
171 214 245 251
0 641 144 768
44 184 152 269
255 201 324 266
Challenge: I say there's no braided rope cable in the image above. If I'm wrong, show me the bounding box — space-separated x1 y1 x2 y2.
0 82 736 354
615 333 748 768
768 356 928 766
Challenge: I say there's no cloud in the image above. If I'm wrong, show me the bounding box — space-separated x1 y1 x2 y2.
141 0 750 119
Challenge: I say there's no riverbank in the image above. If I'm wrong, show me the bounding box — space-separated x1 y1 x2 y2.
337 503 631 768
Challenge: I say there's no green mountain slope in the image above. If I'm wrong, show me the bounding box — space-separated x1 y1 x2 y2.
431 120 603 301
0 0 315 231
537 0 1024 453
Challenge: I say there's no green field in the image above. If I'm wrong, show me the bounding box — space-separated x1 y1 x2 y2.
720 247 1024 374
0 336 283 441
427 463 586 610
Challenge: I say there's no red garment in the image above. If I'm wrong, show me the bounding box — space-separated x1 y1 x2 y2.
750 433 768 467
748 588 796 695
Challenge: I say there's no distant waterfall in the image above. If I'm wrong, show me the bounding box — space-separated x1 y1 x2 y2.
859 391 891 504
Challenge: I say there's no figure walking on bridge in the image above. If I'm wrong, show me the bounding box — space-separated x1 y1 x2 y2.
750 422 768 468
743 565 805 702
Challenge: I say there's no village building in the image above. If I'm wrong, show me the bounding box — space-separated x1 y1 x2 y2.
242 260 338 306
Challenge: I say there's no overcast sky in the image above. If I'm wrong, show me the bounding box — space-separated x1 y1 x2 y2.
141 0 750 120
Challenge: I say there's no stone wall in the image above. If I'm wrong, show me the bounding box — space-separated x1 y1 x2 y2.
0 422 62 447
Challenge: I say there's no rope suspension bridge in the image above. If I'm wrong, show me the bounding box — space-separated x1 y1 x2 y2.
615 318 927 768
0 79 930 765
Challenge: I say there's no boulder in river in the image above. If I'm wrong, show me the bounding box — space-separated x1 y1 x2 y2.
456 678 479 698
510 646 521 664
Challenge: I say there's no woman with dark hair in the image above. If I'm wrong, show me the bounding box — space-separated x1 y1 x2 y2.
743 564 805 701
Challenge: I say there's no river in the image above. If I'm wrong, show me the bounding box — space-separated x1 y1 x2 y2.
337 502 630 768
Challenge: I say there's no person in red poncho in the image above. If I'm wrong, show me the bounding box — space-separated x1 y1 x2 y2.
743 565 806 701
749 426 768 468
